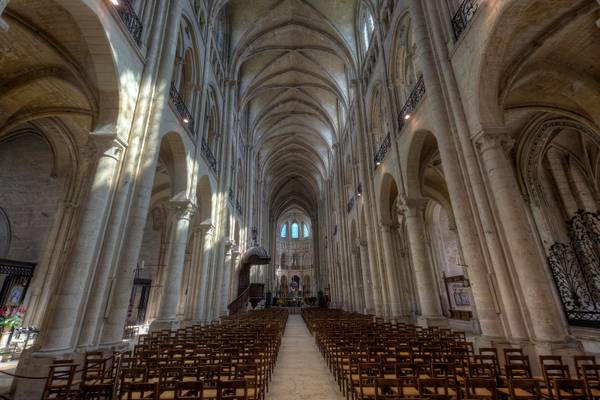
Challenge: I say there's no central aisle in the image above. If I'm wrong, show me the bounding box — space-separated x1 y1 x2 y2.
267 314 344 400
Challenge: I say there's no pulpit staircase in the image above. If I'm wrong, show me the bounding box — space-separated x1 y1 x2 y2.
227 283 265 315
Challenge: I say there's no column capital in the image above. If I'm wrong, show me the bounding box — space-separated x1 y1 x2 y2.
87 131 126 160
168 200 196 220
398 197 429 217
472 127 515 156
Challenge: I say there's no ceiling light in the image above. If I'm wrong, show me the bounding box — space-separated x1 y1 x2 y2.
376 161 381 166
110 0 119 5
404 113 411 120
183 118 189 123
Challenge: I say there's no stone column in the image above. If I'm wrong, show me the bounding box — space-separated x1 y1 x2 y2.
401 198 445 325
358 240 375 314
379 224 402 319
196 225 215 322
99 0 182 346
475 129 567 342
40 134 123 352
350 246 364 312
219 241 234 316
225 249 240 312
182 227 203 322
150 201 195 331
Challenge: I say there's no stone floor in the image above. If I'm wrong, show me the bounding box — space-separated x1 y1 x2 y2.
267 314 344 400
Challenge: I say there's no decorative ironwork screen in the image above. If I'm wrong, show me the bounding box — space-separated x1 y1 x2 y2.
548 210 600 327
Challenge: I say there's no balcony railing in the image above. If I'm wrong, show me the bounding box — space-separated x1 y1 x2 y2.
111 0 143 45
374 76 425 168
201 137 218 174
451 0 480 39
398 76 426 129
374 133 392 167
169 83 196 139
347 196 355 214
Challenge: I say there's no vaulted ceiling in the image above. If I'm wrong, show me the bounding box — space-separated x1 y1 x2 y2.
215 0 362 219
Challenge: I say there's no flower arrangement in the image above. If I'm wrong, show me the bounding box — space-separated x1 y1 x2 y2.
0 306 25 333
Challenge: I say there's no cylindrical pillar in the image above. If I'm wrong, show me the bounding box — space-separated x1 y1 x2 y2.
99 0 183 346
150 202 194 330
379 224 402 319
358 240 375 314
475 130 567 341
41 136 122 352
402 198 444 322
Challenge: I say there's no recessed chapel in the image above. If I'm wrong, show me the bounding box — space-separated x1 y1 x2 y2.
0 0 599 399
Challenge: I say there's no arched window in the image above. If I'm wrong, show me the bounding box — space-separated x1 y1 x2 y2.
360 8 375 53
291 222 299 239
303 223 310 238
281 224 287 239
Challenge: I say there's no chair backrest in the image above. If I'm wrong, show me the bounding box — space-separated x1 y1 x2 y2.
198 364 220 388
41 363 77 400
552 378 587 400
159 366 184 390
509 378 541 399
542 364 570 387
503 348 523 365
418 377 449 399
465 377 497 400
217 379 248 400
120 367 148 385
175 380 203 400
374 378 402 399
506 364 532 379
574 356 597 379
119 382 159 400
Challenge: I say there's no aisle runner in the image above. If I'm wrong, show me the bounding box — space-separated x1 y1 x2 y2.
266 314 344 400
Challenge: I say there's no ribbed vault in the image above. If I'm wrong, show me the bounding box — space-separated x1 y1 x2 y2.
217 0 360 222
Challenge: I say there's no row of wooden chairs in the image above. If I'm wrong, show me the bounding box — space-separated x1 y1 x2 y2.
42 309 288 399
303 309 600 400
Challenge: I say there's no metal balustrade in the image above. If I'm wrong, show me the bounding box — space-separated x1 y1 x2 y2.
169 82 196 140
201 137 218 174
451 0 480 39
110 0 143 45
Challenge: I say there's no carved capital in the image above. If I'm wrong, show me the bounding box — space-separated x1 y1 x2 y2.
473 127 515 156
169 200 196 221
398 197 428 217
87 132 125 160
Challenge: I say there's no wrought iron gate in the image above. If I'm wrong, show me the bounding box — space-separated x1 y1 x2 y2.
548 210 600 327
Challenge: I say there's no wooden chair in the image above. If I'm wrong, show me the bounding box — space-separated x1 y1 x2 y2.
418 377 453 399
505 378 542 399
581 365 600 398
463 377 498 400
175 381 204 400
216 379 248 400
551 378 587 400
41 362 78 400
119 382 159 400
355 362 382 399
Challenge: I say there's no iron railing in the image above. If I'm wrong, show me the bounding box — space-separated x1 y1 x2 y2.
374 76 425 168
374 133 391 167
111 0 143 45
547 210 600 328
451 0 480 40
169 83 196 139
201 137 218 174
347 196 355 214
398 75 426 130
